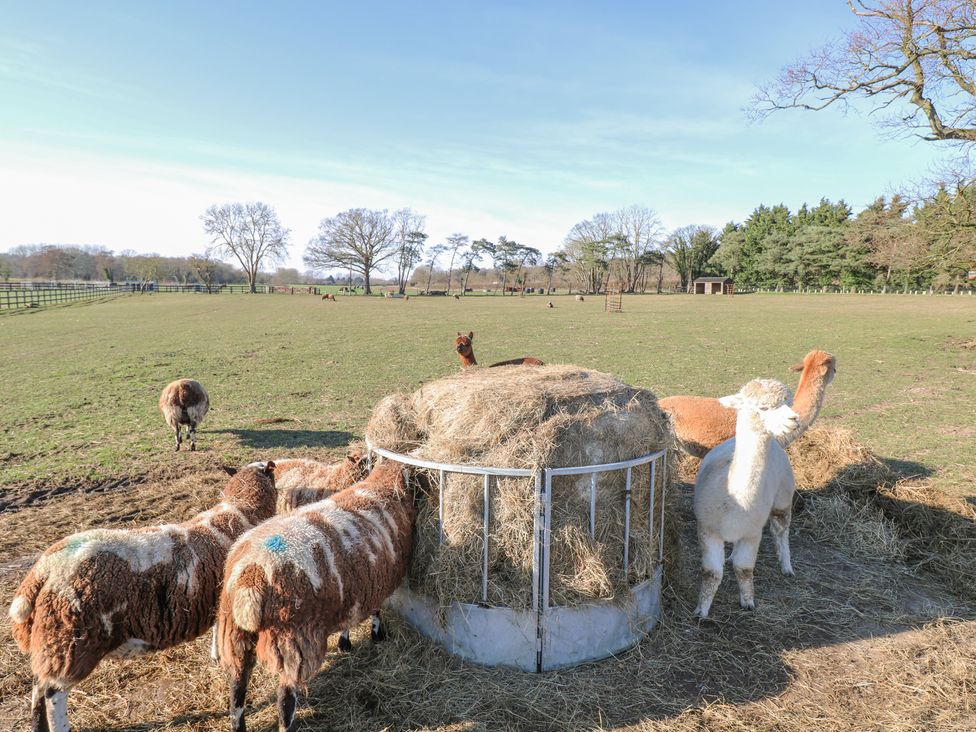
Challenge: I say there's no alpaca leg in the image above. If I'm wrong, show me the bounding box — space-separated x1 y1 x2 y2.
769 506 794 576
277 685 298 732
228 644 255 732
731 535 761 611
45 687 69 732
31 681 49 732
694 533 725 619
371 612 385 642
338 630 352 652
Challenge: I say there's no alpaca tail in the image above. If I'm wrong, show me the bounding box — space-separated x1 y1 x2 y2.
9 568 46 652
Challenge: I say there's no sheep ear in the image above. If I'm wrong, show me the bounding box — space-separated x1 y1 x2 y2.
263 461 276 476
468 331 474 339
718 394 740 409
788 362 804 373
347 447 365 464
222 466 238 477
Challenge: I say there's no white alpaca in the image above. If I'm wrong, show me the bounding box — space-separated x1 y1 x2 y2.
693 379 799 618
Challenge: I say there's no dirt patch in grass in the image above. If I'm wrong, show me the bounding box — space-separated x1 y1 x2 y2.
1 427 974 730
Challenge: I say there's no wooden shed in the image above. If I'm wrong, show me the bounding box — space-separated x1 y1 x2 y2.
692 276 733 295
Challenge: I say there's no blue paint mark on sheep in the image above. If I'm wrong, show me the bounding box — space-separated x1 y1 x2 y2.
64 537 89 556
264 535 287 554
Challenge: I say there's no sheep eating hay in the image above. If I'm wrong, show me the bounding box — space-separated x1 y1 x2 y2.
365 364 674 609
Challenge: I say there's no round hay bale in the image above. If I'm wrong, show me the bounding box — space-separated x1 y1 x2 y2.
365 364 676 609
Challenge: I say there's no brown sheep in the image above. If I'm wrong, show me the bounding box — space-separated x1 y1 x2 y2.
217 460 414 732
159 379 209 451
9 463 278 732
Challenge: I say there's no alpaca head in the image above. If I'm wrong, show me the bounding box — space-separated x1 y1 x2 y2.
455 331 474 356
718 379 799 440
789 350 837 386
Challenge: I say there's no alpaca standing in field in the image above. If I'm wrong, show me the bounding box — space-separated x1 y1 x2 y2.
693 379 798 618
454 331 545 369
9 463 277 732
159 378 210 451
216 460 414 732
659 350 836 458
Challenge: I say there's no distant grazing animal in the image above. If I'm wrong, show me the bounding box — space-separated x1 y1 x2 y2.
659 350 836 458
159 379 210 451
547 301 554 308
404 295 410 301
321 293 336 301
10 463 277 732
693 379 798 619
216 460 414 732
575 295 584 302
453 294 460 300
454 331 545 369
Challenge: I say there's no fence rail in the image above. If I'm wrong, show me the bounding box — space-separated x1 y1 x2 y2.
0 284 126 311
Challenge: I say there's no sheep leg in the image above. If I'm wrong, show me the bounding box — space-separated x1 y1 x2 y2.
174 425 182 451
189 425 197 451
694 533 725 619
337 630 352 652
731 535 761 611
210 625 218 662
228 644 255 732
30 681 49 732
371 612 385 642
769 507 794 576
277 685 298 732
45 687 69 732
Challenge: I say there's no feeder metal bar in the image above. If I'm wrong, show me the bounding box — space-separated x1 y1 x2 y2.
623 467 632 572
589 473 597 539
483 473 490 604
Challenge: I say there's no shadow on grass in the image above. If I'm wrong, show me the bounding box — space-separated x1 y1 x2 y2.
212 428 355 449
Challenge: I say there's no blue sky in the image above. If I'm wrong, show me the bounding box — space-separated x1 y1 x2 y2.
0 1 948 270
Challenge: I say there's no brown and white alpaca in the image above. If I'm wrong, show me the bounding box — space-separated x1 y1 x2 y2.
9 463 277 732
217 459 414 732
454 331 545 369
159 378 210 451
694 379 798 618
659 350 836 458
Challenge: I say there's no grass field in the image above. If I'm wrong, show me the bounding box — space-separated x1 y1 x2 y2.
1 292 974 731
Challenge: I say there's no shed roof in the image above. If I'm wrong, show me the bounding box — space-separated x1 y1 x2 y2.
692 276 732 283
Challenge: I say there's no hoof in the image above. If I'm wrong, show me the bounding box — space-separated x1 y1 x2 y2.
693 607 709 620
739 600 756 611
781 567 795 577
337 635 352 652
371 625 386 643
175 445 180 452
190 443 197 452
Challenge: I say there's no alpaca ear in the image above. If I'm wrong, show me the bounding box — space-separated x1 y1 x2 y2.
222 466 238 477
468 331 474 339
718 394 740 409
456 332 462 336
788 362 804 373
263 460 276 476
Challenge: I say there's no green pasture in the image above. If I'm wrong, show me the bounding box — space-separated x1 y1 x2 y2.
1 292 973 497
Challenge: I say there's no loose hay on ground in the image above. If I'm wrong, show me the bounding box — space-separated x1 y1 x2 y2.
366 365 676 608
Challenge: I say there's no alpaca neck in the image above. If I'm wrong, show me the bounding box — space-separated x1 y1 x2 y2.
791 369 826 433
459 351 477 368
727 419 775 501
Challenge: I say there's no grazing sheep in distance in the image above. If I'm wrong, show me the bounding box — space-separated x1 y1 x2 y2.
575 295 584 302
547 301 554 308
9 463 278 732
454 331 545 369
453 294 460 300
659 350 836 458
217 459 414 732
693 379 798 619
159 379 210 451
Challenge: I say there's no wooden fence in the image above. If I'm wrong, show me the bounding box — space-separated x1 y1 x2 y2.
0 283 127 311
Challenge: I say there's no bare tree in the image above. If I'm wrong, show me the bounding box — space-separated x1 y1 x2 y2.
188 253 221 293
753 1 976 144
611 205 665 291
202 202 290 293
304 208 398 295
423 244 448 293
392 208 427 294
443 233 469 294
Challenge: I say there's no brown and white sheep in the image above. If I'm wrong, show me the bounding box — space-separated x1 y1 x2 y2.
249 447 368 513
9 463 278 732
217 459 414 732
159 378 210 451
